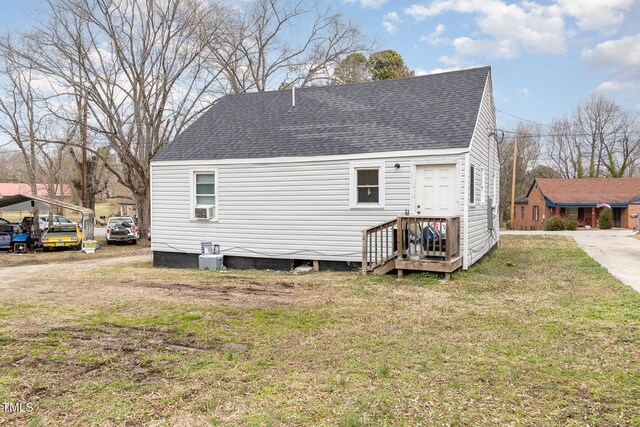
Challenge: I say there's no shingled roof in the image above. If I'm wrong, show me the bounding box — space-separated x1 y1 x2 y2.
153 67 491 162
520 177 640 205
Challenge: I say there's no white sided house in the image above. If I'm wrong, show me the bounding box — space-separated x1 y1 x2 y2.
151 66 499 275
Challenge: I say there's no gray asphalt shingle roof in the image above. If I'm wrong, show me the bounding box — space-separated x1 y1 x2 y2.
153 66 490 162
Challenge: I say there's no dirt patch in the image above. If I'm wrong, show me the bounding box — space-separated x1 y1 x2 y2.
0 240 150 268
0 256 337 309
3 323 246 400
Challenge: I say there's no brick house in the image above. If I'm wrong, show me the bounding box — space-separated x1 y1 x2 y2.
513 178 640 230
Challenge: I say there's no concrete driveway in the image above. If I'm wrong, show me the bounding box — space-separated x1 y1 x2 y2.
503 229 640 293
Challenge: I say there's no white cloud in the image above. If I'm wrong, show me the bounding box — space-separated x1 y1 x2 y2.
593 80 638 92
438 56 459 65
382 11 402 34
582 34 640 79
417 65 483 75
517 88 530 97
344 0 387 9
384 11 401 21
419 23 445 44
383 21 397 33
453 37 521 59
405 0 502 21
404 0 567 57
403 0 633 31
403 0 635 62
426 66 462 74
557 0 633 32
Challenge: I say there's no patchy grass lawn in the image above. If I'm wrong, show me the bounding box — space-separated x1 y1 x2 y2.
0 236 638 426
0 239 150 268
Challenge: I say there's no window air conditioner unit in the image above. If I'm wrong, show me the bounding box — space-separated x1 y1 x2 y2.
194 206 214 219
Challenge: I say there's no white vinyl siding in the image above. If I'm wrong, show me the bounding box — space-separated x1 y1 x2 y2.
464 72 500 269
151 152 466 263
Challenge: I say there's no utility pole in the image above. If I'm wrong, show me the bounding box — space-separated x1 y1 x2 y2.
509 137 518 229
81 94 88 208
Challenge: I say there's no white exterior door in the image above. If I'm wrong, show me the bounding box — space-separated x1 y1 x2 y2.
415 164 458 216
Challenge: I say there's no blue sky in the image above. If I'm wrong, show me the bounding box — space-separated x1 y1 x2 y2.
336 0 640 128
1 0 639 130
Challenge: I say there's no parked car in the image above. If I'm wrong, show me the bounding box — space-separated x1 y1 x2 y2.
21 215 77 231
41 224 83 251
0 223 18 250
106 216 139 244
0 217 10 225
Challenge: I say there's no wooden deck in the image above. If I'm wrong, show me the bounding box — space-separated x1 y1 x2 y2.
362 215 461 278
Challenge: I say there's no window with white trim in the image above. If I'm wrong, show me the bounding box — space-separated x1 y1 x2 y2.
350 162 385 208
193 172 217 218
357 169 379 204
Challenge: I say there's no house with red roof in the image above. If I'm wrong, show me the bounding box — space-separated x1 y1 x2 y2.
513 178 640 230
0 182 73 199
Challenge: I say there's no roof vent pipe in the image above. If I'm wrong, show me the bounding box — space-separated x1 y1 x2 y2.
292 86 296 108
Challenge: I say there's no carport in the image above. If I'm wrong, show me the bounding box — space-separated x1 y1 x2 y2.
0 194 94 240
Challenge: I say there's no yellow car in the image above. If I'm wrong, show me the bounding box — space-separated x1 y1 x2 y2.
41 224 83 251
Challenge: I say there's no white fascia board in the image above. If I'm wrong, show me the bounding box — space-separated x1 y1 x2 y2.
150 147 471 167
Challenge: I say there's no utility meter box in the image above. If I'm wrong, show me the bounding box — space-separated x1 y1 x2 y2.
199 254 224 271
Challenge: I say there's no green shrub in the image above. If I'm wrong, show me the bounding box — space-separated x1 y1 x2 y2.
544 215 567 231
544 216 579 231
598 208 613 229
565 218 579 230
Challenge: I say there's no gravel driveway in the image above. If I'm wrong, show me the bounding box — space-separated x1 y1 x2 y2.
503 229 640 293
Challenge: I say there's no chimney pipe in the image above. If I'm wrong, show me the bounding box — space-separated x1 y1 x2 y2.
292 86 296 108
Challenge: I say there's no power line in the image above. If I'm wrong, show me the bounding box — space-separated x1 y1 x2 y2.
495 108 554 129
498 128 594 138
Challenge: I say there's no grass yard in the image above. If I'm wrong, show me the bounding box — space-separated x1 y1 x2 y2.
0 236 639 426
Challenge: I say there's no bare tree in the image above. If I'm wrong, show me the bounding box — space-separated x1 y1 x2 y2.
547 96 640 179
548 118 584 178
216 0 371 93
575 95 619 177
601 111 639 177
3 0 231 234
0 46 45 195
0 41 80 232
68 147 111 211
1 0 372 235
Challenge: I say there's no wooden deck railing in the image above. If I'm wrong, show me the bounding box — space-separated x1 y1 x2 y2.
396 215 460 261
361 218 398 276
362 215 461 276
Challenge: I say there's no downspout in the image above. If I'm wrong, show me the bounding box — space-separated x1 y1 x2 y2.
464 152 470 270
